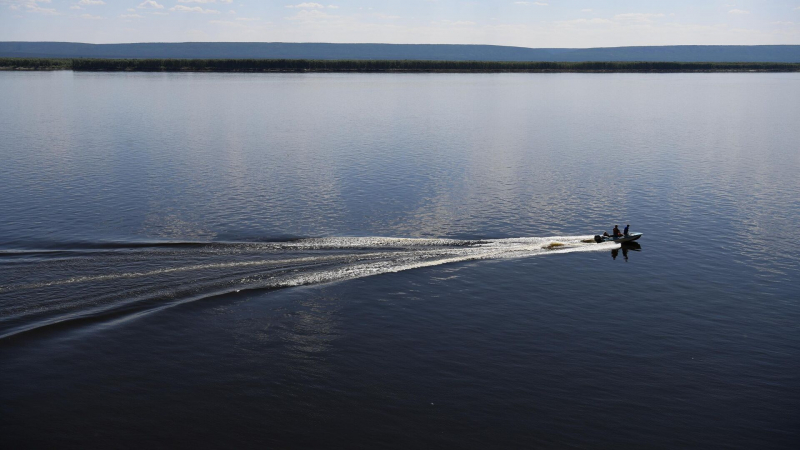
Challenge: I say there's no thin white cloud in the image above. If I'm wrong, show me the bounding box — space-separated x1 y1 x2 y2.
558 12 666 27
373 13 401 20
137 1 163 9
284 2 339 10
614 13 666 22
80 13 102 19
170 5 220 14
286 2 325 8
25 4 58 14
209 19 245 27
8 0 60 15
178 0 233 3
434 19 477 26
557 18 613 25
286 9 339 21
120 13 143 19
514 1 548 5
78 0 104 5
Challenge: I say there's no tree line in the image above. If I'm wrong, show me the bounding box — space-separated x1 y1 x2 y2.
0 58 72 70
2 58 799 72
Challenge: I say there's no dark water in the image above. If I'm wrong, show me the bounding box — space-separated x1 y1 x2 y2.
1 72 798 449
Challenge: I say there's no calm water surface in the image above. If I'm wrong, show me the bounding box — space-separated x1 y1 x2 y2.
1 72 799 449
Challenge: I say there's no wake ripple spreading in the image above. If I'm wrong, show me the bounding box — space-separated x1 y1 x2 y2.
0 236 617 340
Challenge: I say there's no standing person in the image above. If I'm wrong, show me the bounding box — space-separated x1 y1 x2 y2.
613 225 622 237
624 224 630 236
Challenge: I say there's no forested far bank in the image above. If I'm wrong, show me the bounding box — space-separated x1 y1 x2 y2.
2 58 800 72
0 58 72 70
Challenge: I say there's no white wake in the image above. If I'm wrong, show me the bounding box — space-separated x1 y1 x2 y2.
0 235 619 339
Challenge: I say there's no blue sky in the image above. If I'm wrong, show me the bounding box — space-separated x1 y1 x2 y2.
2 0 799 47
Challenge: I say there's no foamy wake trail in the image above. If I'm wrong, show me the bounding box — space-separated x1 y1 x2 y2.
0 236 617 339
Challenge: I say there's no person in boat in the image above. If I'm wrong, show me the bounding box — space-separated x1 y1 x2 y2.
624 224 630 236
612 225 622 238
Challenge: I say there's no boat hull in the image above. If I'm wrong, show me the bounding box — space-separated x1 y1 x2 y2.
595 232 643 244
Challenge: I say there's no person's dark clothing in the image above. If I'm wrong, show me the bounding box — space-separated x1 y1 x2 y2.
624 225 630 236
613 226 622 237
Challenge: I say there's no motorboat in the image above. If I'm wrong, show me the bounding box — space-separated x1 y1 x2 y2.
594 232 643 244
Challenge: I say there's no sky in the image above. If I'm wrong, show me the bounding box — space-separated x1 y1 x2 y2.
1 0 799 47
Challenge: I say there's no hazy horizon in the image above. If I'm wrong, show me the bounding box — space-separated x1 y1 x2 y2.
5 41 800 49
2 1 799 48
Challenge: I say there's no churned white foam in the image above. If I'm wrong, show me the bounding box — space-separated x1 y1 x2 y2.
0 235 620 339
246 237 615 290
277 236 475 249
204 236 617 291
0 236 614 293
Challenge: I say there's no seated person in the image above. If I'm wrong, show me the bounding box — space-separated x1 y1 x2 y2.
612 225 622 237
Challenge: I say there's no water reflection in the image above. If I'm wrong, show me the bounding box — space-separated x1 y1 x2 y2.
228 291 343 383
611 242 642 262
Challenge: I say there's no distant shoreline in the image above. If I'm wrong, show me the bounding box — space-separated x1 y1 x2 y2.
2 58 800 73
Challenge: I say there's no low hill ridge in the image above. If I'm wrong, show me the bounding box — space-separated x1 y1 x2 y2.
1 42 799 62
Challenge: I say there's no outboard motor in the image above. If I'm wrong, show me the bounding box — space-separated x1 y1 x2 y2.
594 235 603 243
